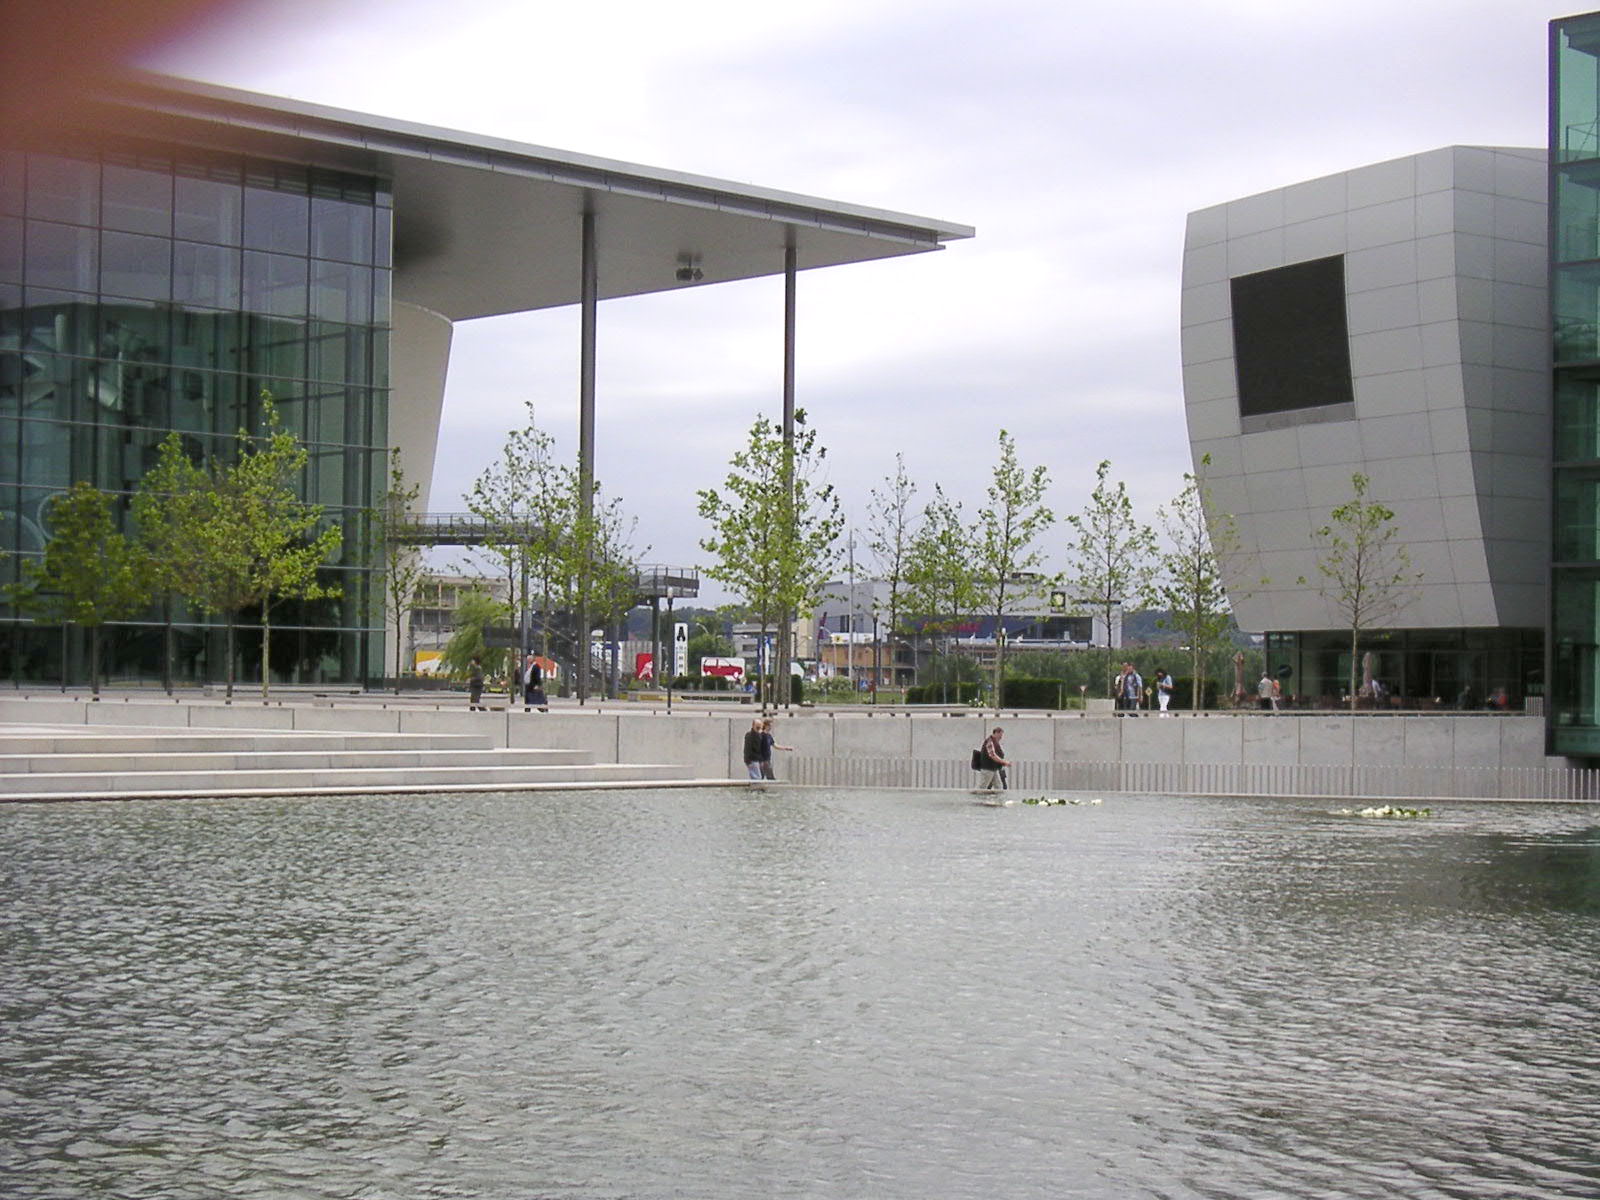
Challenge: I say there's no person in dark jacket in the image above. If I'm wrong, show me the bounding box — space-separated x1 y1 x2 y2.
742 718 766 780
522 654 548 712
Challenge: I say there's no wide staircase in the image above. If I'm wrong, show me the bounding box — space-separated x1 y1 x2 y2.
0 724 700 801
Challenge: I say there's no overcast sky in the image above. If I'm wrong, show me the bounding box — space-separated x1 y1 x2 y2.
150 0 1553 595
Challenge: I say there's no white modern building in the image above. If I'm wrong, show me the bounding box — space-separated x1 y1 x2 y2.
1180 147 1548 705
0 72 971 690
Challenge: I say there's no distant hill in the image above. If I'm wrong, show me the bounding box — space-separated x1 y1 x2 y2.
1122 610 1256 648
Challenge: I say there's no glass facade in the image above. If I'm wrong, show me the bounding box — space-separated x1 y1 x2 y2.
1264 628 1543 710
0 139 392 688
1553 14 1600 752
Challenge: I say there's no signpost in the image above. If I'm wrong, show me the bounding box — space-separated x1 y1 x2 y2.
673 622 688 681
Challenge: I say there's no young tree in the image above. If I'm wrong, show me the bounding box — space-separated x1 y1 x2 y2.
441 589 513 680
902 485 983 697
563 485 642 700
369 449 427 691
1063 460 1157 699
697 411 842 710
134 398 342 699
132 434 214 692
8 482 150 697
1154 456 1240 710
1309 472 1422 709
864 452 918 685
974 430 1054 708
466 403 568 670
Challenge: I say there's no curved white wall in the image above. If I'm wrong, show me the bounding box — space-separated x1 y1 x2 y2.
390 300 454 511
1180 146 1550 634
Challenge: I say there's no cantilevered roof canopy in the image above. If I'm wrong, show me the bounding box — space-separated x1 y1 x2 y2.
78 74 974 323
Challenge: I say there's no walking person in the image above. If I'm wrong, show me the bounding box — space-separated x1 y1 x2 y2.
758 718 793 781
1258 670 1275 711
977 726 1011 791
523 654 548 712
1156 668 1174 714
742 717 766 781
467 655 485 711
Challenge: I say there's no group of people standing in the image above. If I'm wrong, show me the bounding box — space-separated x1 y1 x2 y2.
1116 664 1175 715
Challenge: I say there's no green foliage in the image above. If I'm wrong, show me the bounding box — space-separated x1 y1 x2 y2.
686 631 735 673
8 482 150 696
864 452 918 640
697 410 842 708
975 430 1055 709
1310 473 1423 709
1064 460 1157 700
133 396 341 698
998 677 1072 709
467 402 641 699
1153 456 1238 710
902 484 982 689
466 402 568 658
1171 675 1221 708
369 448 425 688
905 680 982 704
441 590 511 680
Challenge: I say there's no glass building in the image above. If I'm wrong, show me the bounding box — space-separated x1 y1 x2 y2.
0 137 391 687
0 73 970 692
1551 12 1600 754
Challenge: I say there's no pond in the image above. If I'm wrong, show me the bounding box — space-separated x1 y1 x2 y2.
2 789 1597 1199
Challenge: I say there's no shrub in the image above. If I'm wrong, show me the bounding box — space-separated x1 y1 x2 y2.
1170 676 1221 708
999 677 1071 709
906 681 981 704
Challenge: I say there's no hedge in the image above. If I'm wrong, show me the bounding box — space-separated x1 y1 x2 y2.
906 681 982 704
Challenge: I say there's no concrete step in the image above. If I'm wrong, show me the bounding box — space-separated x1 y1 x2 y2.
0 730 495 755
0 747 592 773
5 761 696 796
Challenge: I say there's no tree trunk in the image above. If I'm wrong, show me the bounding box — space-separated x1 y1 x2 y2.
1348 626 1359 712
393 585 403 694
162 595 174 695
261 607 272 701
225 615 236 699
89 624 100 699
777 613 792 708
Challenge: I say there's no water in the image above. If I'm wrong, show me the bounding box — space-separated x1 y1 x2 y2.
1 789 1597 1199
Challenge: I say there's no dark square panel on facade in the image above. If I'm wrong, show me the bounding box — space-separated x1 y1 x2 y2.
1230 255 1356 418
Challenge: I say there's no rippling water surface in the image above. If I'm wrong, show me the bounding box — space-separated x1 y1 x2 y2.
2 789 1598 1199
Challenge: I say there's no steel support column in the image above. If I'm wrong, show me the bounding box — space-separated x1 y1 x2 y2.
776 242 797 707
577 207 597 703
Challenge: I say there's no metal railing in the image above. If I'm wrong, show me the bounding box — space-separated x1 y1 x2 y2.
784 757 1600 801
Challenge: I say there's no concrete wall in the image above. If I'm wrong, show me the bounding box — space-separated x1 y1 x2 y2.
0 696 1565 778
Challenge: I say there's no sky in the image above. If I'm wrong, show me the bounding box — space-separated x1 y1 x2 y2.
148 0 1555 597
